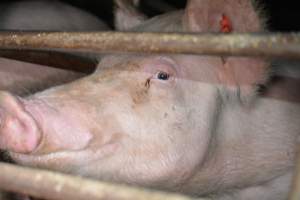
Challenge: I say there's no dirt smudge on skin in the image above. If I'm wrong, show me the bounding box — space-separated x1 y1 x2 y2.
131 82 150 105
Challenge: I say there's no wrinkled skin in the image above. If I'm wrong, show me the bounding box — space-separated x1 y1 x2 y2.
0 1 300 200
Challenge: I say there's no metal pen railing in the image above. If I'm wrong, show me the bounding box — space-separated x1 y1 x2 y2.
0 162 208 200
0 32 299 59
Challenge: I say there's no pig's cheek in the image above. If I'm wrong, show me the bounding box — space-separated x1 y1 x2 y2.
147 81 176 99
150 76 176 87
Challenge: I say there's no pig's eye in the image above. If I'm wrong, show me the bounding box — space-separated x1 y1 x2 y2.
156 71 170 81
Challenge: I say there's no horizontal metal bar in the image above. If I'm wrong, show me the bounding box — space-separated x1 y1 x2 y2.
0 31 299 59
0 162 208 200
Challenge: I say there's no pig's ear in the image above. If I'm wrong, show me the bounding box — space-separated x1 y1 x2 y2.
184 0 269 101
114 0 147 31
183 0 265 33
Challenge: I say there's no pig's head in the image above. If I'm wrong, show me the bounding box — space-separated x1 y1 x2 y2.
0 0 269 195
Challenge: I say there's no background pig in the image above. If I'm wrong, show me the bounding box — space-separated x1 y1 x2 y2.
0 0 108 31
0 1 299 200
114 0 147 31
0 57 87 96
0 0 108 95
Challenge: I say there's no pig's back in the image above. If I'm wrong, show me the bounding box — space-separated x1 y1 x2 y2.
0 57 84 96
0 0 104 96
0 0 108 31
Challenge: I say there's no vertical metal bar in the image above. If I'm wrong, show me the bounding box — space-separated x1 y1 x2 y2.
289 146 300 200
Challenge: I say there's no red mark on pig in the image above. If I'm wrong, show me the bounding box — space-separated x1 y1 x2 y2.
219 14 232 64
220 14 232 33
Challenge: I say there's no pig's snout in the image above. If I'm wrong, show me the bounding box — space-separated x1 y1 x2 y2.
0 91 41 154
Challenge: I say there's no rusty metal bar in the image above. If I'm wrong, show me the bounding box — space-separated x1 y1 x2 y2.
288 146 300 200
0 191 10 200
0 32 299 59
0 162 208 200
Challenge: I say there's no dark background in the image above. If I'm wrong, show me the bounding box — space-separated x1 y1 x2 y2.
1 0 299 32
63 0 300 32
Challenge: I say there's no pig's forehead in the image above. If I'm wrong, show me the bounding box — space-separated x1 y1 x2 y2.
95 10 185 72
97 54 176 71
97 54 145 70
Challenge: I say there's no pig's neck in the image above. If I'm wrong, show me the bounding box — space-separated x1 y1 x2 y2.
184 97 300 197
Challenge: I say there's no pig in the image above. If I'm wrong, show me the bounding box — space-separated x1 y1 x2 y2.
0 0 109 95
0 0 108 31
114 0 147 31
0 57 86 96
0 0 299 200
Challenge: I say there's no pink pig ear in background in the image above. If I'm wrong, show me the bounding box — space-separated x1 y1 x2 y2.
114 0 147 31
183 0 269 101
183 0 264 33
